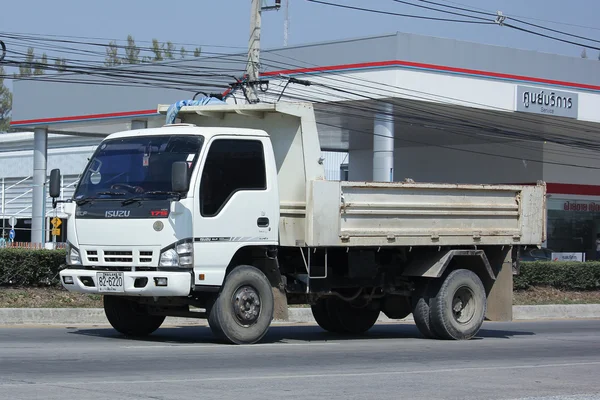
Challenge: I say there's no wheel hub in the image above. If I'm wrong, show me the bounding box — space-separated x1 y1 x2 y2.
233 286 261 326
452 286 475 325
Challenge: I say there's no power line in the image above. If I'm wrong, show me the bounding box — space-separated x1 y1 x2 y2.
304 0 493 24
390 0 490 22
7 27 600 166
393 0 600 47
256 54 600 161
260 52 600 141
442 0 600 32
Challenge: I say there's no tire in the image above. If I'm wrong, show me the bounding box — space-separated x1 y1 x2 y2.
411 279 441 339
326 297 380 334
208 265 274 345
103 295 165 337
381 295 412 320
311 299 346 333
429 269 487 340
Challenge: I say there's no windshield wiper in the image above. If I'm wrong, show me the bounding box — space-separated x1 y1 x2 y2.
75 197 96 206
145 191 181 198
76 191 126 206
121 191 181 206
97 191 126 197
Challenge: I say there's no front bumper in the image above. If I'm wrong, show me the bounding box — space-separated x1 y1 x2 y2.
59 268 192 297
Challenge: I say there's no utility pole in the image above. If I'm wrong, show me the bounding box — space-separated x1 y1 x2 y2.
247 0 281 103
247 0 262 103
284 0 289 46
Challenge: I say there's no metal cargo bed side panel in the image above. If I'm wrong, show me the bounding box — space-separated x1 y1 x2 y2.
306 181 546 247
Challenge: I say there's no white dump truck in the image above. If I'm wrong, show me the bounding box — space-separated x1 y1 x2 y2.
52 101 546 344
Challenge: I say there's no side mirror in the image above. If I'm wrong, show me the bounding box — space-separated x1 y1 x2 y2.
171 161 190 193
49 169 61 199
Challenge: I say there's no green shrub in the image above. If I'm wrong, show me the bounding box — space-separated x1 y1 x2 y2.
515 261 600 291
0 248 66 287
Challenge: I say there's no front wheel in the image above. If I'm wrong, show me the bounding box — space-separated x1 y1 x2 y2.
103 296 165 337
208 265 274 345
429 269 487 340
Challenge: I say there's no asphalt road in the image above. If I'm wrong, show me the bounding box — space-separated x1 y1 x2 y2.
1 320 600 400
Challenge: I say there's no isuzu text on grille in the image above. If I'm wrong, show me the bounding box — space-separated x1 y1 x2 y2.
105 210 130 218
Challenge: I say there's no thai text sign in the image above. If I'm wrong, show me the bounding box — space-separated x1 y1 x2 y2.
516 85 578 119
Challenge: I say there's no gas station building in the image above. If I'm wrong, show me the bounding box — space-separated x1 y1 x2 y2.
3 31 600 259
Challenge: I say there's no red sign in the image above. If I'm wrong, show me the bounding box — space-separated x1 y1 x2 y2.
563 201 600 212
150 210 168 217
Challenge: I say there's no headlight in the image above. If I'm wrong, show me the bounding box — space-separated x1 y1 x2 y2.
159 248 179 267
176 242 193 254
159 240 193 268
66 243 82 265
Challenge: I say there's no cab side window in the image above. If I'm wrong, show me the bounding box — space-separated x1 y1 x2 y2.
200 139 267 217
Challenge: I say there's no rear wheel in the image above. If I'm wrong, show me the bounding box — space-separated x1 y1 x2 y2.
326 297 380 334
411 280 440 339
103 296 165 337
208 265 274 345
311 299 346 333
429 269 486 340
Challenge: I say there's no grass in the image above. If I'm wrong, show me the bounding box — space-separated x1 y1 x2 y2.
0 286 599 308
513 286 600 305
0 287 102 308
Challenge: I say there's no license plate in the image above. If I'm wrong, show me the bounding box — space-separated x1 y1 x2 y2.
96 272 124 293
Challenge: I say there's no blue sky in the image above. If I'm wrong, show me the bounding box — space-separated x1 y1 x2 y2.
1 0 599 58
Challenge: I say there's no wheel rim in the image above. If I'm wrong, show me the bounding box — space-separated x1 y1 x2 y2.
451 286 476 325
232 285 261 326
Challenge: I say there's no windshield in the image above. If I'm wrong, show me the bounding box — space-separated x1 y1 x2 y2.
74 135 204 200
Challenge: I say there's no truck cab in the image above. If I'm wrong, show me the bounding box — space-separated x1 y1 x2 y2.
55 124 281 343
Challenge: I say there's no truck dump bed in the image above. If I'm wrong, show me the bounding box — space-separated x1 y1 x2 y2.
305 180 546 247
158 101 547 248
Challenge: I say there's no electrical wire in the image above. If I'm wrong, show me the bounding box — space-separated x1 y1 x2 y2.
259 52 600 146
391 0 600 47
5 27 600 169
442 0 600 33
390 0 491 22
304 0 494 24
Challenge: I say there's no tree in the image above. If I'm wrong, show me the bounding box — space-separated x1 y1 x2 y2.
124 35 140 64
581 48 588 58
105 41 121 67
180 46 187 59
151 39 163 62
193 47 201 57
163 41 176 60
34 53 48 75
54 58 68 72
0 66 12 132
17 47 35 77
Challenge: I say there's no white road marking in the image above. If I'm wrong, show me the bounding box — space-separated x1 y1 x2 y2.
2 361 600 387
122 341 340 349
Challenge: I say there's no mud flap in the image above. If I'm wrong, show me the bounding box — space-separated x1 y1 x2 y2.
485 250 513 321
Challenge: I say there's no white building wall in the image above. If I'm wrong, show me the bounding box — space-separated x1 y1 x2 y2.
349 141 544 184
1 133 100 220
322 151 348 181
542 142 600 185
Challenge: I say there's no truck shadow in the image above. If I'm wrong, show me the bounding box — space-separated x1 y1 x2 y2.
67 322 535 345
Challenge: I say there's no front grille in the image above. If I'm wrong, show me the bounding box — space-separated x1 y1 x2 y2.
86 250 99 263
139 251 153 263
104 250 133 263
82 249 155 266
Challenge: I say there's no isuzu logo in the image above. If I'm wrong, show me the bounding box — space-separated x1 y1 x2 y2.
105 210 131 218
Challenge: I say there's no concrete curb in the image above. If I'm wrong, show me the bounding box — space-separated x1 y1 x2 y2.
1 304 599 326
513 304 600 320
